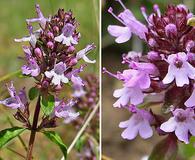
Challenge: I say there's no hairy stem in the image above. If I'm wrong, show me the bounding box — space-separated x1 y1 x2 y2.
26 96 41 160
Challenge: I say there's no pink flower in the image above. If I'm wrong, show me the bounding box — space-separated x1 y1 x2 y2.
113 86 144 107
107 0 147 43
107 25 131 43
160 108 195 144
119 106 153 140
163 52 195 87
118 9 148 40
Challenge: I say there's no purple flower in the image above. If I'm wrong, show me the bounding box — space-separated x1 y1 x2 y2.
185 85 195 107
26 4 49 29
119 105 153 140
163 52 195 87
107 25 131 43
0 82 27 109
160 108 195 144
54 99 79 123
21 46 40 77
76 44 96 63
71 75 86 98
54 23 78 46
45 62 69 86
113 86 144 107
14 25 40 48
107 0 147 42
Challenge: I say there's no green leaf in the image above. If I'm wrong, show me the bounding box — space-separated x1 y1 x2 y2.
0 127 26 148
149 136 178 160
28 87 39 100
42 131 67 159
40 94 55 115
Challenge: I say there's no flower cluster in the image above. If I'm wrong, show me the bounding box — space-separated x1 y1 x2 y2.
104 0 195 144
0 4 96 128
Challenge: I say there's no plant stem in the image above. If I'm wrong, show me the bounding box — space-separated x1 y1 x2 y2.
60 101 99 160
26 96 41 160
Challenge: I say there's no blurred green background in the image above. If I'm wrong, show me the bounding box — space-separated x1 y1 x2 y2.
102 0 195 160
0 0 99 159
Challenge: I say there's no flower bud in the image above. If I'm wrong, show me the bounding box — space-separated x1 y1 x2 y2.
34 47 42 59
147 51 160 60
67 46 75 53
42 80 49 88
187 52 195 61
47 41 54 49
186 40 194 52
69 58 78 66
53 26 59 33
47 32 54 39
148 38 156 47
165 23 177 37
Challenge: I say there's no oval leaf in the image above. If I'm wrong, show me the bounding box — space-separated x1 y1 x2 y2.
0 127 26 148
40 94 55 115
149 135 178 160
29 87 39 100
42 131 67 159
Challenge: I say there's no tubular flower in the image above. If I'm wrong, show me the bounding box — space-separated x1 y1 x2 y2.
0 82 27 109
160 108 195 144
119 105 153 140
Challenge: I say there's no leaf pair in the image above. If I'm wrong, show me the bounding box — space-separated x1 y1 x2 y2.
0 127 67 159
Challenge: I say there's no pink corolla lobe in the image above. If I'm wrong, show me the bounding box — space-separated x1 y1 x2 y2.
119 105 154 140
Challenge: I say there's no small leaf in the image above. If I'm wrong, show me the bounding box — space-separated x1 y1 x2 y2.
0 127 26 148
42 131 67 159
28 87 39 100
40 94 55 115
149 135 178 160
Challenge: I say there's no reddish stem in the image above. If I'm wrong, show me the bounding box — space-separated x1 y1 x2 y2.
26 96 41 160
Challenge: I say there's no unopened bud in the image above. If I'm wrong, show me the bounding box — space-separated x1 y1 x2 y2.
47 41 54 49
147 51 160 60
47 32 54 39
69 58 78 66
34 48 42 59
67 46 75 53
165 23 177 37
53 26 59 33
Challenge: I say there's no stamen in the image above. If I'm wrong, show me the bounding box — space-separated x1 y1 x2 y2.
153 4 161 17
27 25 33 35
115 0 126 10
108 7 126 25
140 6 149 23
102 67 118 79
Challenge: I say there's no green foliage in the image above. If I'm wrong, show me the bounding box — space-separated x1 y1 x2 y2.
75 135 87 152
40 94 55 116
0 127 26 148
28 87 39 100
179 137 195 159
149 136 178 160
42 131 67 159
